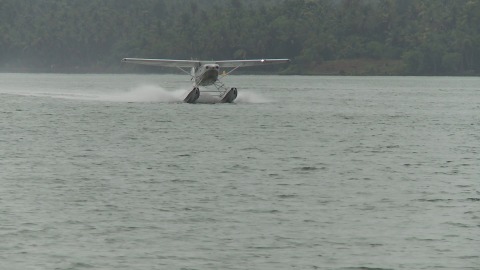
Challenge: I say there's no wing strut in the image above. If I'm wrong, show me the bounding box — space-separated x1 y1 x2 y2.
219 66 242 78
176 67 191 76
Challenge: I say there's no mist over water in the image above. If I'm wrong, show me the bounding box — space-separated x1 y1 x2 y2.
0 79 271 104
1 83 186 103
1 74 479 270
96 85 186 103
236 91 272 103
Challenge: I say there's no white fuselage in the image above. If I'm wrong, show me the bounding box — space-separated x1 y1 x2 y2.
193 63 220 86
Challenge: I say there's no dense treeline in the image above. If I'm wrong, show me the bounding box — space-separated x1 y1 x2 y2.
0 0 479 75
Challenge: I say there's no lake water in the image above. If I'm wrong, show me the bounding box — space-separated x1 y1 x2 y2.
0 73 479 270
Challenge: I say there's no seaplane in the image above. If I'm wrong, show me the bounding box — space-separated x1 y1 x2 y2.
121 58 290 103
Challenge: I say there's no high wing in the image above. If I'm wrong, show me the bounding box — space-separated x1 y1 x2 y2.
122 58 290 68
122 58 201 68
214 59 290 68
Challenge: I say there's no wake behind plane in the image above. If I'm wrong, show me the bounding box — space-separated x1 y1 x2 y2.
122 58 290 103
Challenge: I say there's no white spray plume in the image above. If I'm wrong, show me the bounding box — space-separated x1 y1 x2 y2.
97 85 185 103
235 91 272 103
1 84 273 104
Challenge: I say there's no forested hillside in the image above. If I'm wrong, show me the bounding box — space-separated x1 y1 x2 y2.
1 0 479 75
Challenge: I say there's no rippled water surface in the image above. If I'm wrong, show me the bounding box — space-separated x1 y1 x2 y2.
1 74 479 270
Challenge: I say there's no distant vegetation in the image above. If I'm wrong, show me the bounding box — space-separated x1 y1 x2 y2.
1 0 479 75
